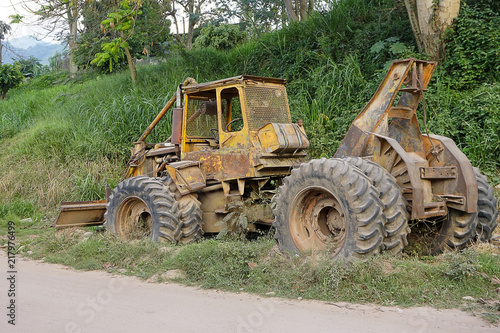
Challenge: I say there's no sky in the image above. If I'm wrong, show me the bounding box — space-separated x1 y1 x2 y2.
0 0 59 44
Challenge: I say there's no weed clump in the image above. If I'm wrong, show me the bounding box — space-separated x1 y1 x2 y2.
440 249 481 281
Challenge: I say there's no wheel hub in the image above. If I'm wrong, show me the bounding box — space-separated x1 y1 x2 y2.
116 197 152 239
290 187 346 252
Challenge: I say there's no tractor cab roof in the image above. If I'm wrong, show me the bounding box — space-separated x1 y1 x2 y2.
181 75 287 94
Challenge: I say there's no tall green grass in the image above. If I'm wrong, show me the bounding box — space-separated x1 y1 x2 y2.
0 63 191 212
0 0 498 218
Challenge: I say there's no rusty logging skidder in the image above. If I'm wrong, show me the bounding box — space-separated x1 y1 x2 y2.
55 59 498 260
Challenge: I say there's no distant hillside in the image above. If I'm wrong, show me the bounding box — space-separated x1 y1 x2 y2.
2 36 65 65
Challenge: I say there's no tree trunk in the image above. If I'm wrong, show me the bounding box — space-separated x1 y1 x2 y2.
284 0 299 21
123 39 137 84
404 0 460 60
284 0 314 22
0 42 3 64
185 0 196 50
186 20 195 50
120 30 137 84
308 0 314 15
300 0 308 20
67 1 78 77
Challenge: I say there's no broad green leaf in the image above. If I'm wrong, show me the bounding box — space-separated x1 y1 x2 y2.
389 42 406 54
370 41 385 54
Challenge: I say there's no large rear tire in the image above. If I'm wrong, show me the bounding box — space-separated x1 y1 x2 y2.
474 168 498 242
345 157 410 254
272 158 385 260
105 176 182 242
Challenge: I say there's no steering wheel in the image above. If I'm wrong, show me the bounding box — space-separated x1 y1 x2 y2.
225 118 243 132
209 128 219 143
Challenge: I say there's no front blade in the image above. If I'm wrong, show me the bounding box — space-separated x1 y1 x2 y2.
54 200 107 229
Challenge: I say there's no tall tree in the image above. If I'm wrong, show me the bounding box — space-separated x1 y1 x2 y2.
404 0 460 60
0 21 12 65
283 0 314 22
28 0 82 76
217 0 287 36
134 0 172 62
93 0 142 84
170 0 214 50
86 0 171 79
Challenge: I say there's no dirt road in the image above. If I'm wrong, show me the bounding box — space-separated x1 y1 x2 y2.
0 251 497 333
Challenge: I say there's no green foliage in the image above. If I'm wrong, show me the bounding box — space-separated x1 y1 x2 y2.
193 24 246 50
181 47 229 78
109 4 141 30
444 3 500 89
14 56 48 78
287 56 368 158
369 36 419 67
0 20 11 39
91 38 127 72
77 0 170 72
48 52 67 72
440 249 481 281
0 199 40 220
173 239 273 287
217 0 287 36
91 0 142 72
8 14 23 24
215 201 250 239
315 0 416 76
425 74 500 172
19 71 69 90
0 63 23 99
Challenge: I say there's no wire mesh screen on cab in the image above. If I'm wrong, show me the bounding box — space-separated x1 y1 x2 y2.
185 97 224 137
244 85 290 131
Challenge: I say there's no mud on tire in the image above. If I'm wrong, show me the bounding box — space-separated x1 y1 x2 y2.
272 158 386 260
105 176 182 242
345 157 410 254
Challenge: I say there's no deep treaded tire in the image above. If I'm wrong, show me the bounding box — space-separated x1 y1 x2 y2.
345 157 410 254
272 158 385 260
105 176 182 242
474 167 498 242
163 177 203 244
430 208 477 255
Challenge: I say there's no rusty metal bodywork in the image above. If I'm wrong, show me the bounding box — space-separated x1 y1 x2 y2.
55 200 107 228
55 60 478 232
335 59 477 219
168 76 309 230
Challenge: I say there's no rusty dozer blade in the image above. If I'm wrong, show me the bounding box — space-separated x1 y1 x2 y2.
54 200 107 229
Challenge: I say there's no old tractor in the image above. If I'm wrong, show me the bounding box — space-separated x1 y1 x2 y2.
55 58 498 259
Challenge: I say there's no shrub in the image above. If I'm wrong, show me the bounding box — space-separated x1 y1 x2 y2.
444 3 500 89
0 63 24 99
193 24 246 50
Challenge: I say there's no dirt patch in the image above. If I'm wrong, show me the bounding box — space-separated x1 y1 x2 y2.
378 259 402 275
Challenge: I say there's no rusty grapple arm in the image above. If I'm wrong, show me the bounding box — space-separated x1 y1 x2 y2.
335 58 477 221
